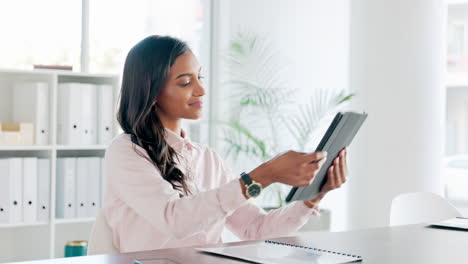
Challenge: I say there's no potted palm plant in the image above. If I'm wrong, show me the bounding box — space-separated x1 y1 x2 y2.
220 32 354 211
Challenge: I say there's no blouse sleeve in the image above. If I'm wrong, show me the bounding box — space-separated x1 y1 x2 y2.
211 151 319 240
226 200 319 240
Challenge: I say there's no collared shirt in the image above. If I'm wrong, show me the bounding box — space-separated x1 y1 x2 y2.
101 128 318 253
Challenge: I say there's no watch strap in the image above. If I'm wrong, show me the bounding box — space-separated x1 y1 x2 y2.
240 172 253 185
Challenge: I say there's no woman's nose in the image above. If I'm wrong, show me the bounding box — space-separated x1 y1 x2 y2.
194 81 206 96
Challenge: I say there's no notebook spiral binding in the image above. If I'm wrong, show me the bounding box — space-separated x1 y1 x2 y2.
265 240 362 259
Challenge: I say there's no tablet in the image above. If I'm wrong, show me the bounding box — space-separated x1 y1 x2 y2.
285 111 368 202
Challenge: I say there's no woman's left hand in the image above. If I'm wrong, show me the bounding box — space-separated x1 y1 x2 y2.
303 147 348 208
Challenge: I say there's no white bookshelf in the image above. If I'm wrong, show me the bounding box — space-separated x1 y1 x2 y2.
0 69 119 262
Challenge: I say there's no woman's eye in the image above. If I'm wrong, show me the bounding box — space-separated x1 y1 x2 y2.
179 76 204 87
180 81 191 87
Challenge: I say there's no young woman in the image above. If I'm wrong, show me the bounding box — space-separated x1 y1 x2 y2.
102 35 348 253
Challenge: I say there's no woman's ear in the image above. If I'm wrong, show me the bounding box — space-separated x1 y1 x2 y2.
152 100 159 111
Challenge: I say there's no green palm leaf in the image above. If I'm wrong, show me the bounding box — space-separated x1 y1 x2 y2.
284 89 355 151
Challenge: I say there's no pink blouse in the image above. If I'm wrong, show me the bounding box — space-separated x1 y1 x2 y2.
101 128 318 253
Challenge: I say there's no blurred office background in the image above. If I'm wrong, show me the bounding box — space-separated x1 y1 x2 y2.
0 0 467 262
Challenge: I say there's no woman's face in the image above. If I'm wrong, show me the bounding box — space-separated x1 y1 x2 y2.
156 51 205 120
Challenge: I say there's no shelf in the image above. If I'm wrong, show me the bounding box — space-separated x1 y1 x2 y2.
0 222 49 228
0 68 118 79
56 145 108 150
0 68 118 262
56 146 107 157
0 145 108 151
54 217 96 224
0 145 53 151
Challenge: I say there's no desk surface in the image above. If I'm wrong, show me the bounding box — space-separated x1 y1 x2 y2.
8 224 468 264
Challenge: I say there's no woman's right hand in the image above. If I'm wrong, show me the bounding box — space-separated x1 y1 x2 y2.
248 151 328 187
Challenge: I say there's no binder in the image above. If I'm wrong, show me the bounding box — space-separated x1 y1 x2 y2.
12 82 49 145
22 157 38 223
75 158 89 218
58 83 82 145
35 83 49 145
86 157 101 217
97 84 114 145
0 159 9 223
100 157 107 204
80 84 98 145
9 158 23 223
37 159 50 222
56 158 76 219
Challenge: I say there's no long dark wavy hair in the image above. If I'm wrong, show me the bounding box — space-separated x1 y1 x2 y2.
117 35 191 195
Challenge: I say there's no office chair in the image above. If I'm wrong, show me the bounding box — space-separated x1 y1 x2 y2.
389 192 462 226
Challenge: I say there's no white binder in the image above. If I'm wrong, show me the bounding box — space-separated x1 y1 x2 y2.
9 158 23 223
37 159 50 222
0 159 10 223
80 84 98 145
86 157 101 217
97 84 114 145
58 83 82 145
75 158 89 218
100 157 107 204
22 157 38 223
35 83 49 145
56 158 76 219
13 82 49 145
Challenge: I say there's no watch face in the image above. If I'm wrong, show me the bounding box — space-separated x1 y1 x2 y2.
247 183 262 198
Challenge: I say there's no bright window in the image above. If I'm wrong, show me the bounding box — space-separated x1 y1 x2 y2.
0 0 208 74
0 0 81 70
89 0 206 74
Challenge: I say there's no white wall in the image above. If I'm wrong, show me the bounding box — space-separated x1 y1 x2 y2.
446 87 468 155
347 0 446 229
211 0 351 231
221 0 349 105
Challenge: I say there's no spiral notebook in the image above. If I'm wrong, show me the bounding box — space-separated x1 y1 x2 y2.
197 240 362 264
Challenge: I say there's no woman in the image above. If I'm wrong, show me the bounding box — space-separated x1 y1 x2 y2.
102 35 348 253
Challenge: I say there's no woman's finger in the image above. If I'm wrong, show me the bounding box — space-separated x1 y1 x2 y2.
301 151 327 164
327 166 335 190
343 148 348 176
339 151 347 184
333 158 342 188
304 162 321 174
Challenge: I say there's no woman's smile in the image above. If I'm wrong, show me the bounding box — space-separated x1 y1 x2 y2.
188 101 203 108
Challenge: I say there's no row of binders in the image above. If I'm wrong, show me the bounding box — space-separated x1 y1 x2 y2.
4 81 115 146
0 157 107 224
58 83 115 145
56 157 106 219
0 158 50 224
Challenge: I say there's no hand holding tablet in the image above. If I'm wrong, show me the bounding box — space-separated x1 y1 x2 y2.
286 112 368 202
